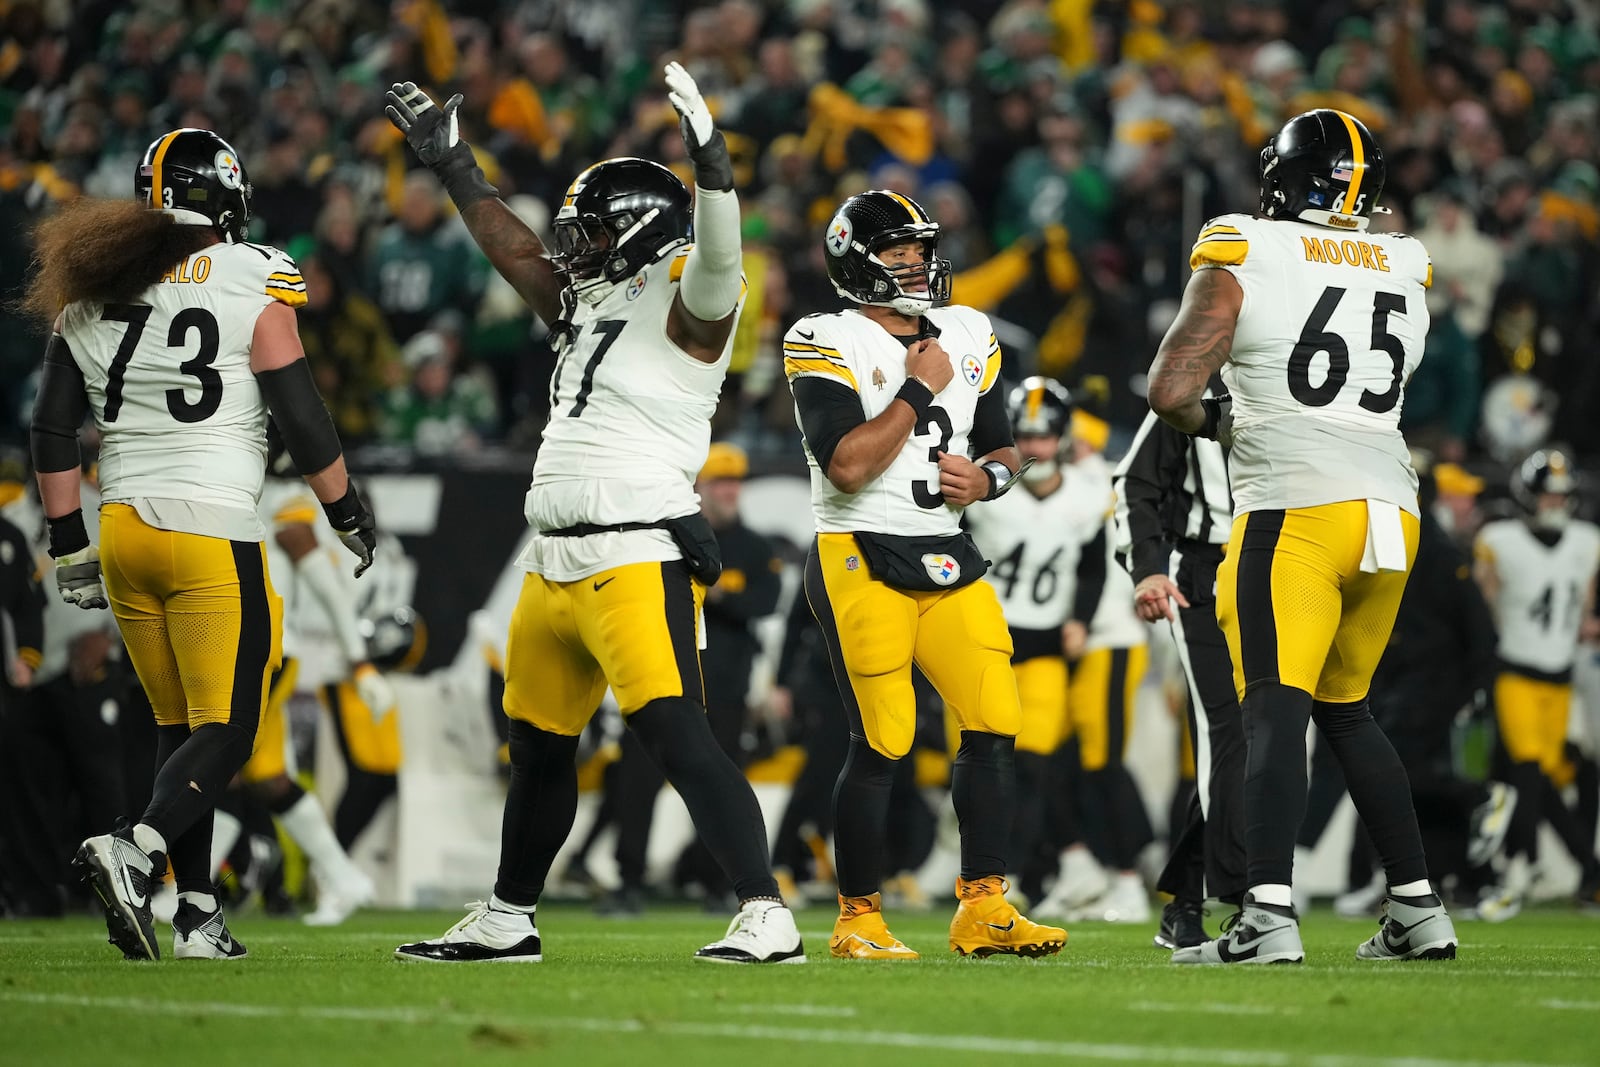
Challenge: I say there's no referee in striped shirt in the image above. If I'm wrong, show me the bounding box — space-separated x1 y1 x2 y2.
1113 398 1246 949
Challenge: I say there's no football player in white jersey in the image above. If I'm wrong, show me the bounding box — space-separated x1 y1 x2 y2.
963 378 1106 909
385 65 803 964
26 128 376 961
1474 449 1600 914
1148 110 1458 964
788 190 1066 960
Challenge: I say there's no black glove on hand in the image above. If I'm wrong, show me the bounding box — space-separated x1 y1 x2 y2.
384 81 498 209
323 481 378 578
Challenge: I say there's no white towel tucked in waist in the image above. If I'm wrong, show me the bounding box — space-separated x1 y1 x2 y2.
1360 499 1408 574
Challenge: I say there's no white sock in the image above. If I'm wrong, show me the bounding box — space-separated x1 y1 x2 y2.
178 890 218 912
1250 883 1293 908
490 893 536 915
211 810 243 878
278 793 361 887
132 823 167 858
1390 879 1432 899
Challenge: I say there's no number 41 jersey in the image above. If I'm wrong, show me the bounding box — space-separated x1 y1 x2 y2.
1194 213 1432 516
1475 518 1600 677
61 241 305 541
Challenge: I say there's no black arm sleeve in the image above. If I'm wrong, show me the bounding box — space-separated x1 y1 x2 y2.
969 385 1013 458
791 376 865 476
30 334 88 474
255 358 344 476
1072 525 1108 624
1117 411 1190 583
0 519 45 661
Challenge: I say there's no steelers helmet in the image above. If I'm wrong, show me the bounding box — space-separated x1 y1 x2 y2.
1513 446 1579 521
1259 109 1385 231
136 128 252 243
1007 376 1074 439
552 158 691 299
361 606 427 673
823 190 952 315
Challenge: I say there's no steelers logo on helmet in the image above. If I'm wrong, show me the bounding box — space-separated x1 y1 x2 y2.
825 213 853 258
214 149 243 190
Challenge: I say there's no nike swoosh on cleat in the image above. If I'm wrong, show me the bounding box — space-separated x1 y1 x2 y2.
592 577 617 592
1381 917 1435 953
983 920 1016 932
1215 935 1262 963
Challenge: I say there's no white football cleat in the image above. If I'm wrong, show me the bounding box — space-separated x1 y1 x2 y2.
1467 783 1518 868
1333 873 1387 919
1032 846 1109 920
1172 894 1304 965
1355 894 1457 960
173 900 248 960
304 870 376 927
394 901 542 962
694 898 806 964
1072 872 1151 923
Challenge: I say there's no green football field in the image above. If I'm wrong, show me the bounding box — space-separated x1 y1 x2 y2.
4 904 1598 1066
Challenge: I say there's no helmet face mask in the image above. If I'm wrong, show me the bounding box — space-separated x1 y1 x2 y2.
1259 109 1385 232
825 191 953 315
551 158 691 303
136 128 253 243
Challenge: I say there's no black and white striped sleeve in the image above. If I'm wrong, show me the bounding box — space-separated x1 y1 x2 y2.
1112 410 1189 584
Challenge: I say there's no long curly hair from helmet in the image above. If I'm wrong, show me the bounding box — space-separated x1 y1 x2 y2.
21 198 216 323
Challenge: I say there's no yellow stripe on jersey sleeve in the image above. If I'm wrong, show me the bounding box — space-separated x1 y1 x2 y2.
1190 232 1249 270
782 341 846 361
1423 260 1433 289
978 350 1002 394
669 246 694 283
266 285 309 307
784 356 858 391
1197 223 1243 241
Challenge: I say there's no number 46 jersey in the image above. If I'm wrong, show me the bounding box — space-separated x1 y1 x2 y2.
965 462 1109 631
1194 213 1432 516
61 241 305 539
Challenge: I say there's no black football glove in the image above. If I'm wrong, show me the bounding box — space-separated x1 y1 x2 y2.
384 81 498 209
323 481 377 578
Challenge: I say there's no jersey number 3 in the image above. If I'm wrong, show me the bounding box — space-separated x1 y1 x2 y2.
101 303 223 424
911 405 954 509
1287 286 1407 413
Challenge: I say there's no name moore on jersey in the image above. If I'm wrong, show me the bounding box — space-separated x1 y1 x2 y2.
1191 213 1432 516
519 243 745 582
1476 518 1600 677
60 241 307 540
966 460 1108 630
784 304 1002 535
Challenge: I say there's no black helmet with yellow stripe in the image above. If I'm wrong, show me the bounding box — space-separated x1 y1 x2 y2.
1006 376 1074 439
135 128 253 243
1259 109 1385 231
1514 446 1580 529
823 190 952 315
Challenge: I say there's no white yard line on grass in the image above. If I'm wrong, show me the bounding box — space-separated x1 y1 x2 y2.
1537 1000 1600 1011
0 992 1583 1067
1129 1001 1295 1016
726 1004 858 1018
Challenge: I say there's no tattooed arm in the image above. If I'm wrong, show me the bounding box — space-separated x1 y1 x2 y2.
1146 267 1243 434
460 201 564 327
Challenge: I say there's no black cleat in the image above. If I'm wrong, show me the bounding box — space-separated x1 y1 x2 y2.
1154 898 1208 950
395 901 543 963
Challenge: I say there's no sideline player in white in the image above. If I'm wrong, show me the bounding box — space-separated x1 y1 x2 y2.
27 128 376 960
1474 448 1600 915
1148 109 1458 964
964 378 1107 911
386 65 803 964
789 190 1066 960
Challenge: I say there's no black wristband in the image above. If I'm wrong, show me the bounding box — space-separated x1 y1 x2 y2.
47 509 89 558
435 144 499 212
896 378 934 421
685 126 735 192
1195 396 1232 441
322 484 364 532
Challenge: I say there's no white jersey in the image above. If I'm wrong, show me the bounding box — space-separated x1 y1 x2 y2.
967 462 1108 631
1192 214 1432 517
785 305 1002 535
1076 454 1149 651
61 241 306 541
1475 519 1600 677
518 244 739 581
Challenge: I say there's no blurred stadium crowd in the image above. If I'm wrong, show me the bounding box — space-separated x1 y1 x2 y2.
2 0 1598 471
